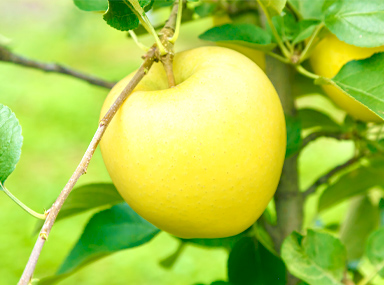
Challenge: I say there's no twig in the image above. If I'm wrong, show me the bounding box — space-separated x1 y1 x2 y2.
18 47 157 285
18 1 182 283
0 46 116 89
302 131 352 149
303 155 362 198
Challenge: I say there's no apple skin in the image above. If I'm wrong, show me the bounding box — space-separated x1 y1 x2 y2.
100 46 286 238
310 34 384 122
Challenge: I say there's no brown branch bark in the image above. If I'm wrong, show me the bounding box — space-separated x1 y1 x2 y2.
18 1 182 284
303 155 362 198
0 46 116 89
302 131 352 149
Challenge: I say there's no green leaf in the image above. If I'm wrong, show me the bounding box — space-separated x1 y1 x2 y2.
103 0 152 32
324 0 384 47
271 11 320 44
292 20 321 45
228 237 286 285
292 71 324 96
260 0 287 16
328 52 384 120
0 104 23 184
34 183 124 233
194 2 218 18
318 162 384 211
254 222 277 256
285 114 301 158
340 195 380 261
51 203 159 280
288 0 326 20
366 227 384 277
379 198 384 226
199 24 277 52
152 0 174 9
73 0 108 11
298 108 341 132
184 227 251 249
57 183 123 220
281 230 346 285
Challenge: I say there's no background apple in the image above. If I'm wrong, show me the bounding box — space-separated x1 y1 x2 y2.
310 34 384 122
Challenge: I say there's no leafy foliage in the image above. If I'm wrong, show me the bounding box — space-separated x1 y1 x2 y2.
34 183 124 233
281 230 347 285
298 108 341 132
12 0 384 283
272 11 320 44
285 114 302 158
199 24 276 52
73 0 108 11
318 159 384 211
103 0 153 31
324 0 384 48
46 203 159 282
260 0 287 16
340 195 380 261
0 104 23 184
288 0 326 20
228 237 286 285
366 227 384 277
327 52 384 120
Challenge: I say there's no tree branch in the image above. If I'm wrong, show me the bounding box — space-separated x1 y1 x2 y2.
0 46 116 89
302 131 352 149
18 2 182 284
303 155 362 198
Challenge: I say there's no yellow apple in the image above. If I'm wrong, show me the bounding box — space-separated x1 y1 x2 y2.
100 46 286 238
310 34 384 122
212 15 266 70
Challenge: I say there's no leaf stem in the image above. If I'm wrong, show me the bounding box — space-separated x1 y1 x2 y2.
357 261 384 285
257 0 291 59
128 30 150 52
168 0 182 44
124 0 167 55
295 65 320 80
299 22 324 63
286 1 303 20
0 182 46 220
266 51 290 64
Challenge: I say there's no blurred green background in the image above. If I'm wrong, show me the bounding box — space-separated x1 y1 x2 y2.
0 1 354 284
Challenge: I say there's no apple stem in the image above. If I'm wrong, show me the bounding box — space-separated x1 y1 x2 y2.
158 0 184 88
162 57 176 88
